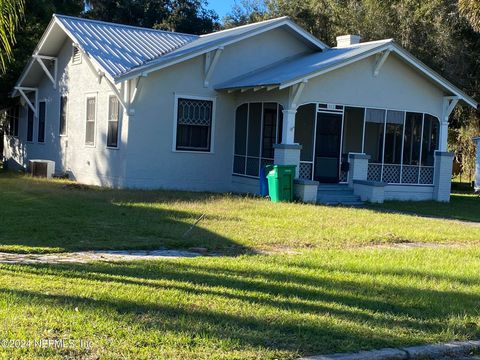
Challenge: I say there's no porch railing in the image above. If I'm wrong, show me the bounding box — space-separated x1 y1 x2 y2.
299 161 349 183
367 163 434 185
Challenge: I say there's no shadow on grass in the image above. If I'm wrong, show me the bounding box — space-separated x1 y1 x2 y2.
0 176 254 254
366 192 480 223
2 259 480 357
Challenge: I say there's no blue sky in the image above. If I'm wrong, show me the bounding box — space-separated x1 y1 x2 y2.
207 0 237 19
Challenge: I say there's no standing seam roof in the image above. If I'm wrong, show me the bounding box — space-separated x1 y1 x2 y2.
55 14 199 78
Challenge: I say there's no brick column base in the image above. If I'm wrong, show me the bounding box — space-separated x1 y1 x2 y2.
433 151 454 202
273 144 302 178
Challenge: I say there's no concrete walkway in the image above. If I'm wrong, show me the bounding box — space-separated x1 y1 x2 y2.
0 249 203 264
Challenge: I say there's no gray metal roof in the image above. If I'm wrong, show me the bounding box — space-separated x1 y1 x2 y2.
55 14 199 78
215 39 393 90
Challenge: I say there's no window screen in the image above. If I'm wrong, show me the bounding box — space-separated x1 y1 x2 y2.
85 97 96 145
176 98 213 151
107 96 119 147
27 107 34 142
59 96 67 136
37 101 46 143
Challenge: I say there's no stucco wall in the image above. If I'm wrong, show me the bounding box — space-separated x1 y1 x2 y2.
297 54 446 118
4 38 129 187
124 28 309 191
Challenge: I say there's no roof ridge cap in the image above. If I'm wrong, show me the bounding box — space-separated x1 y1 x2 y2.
199 16 290 38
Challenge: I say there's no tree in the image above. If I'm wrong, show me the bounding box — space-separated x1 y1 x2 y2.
84 0 219 34
459 0 480 32
0 0 25 74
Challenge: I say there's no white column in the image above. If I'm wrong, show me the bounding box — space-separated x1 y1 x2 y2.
282 109 297 144
439 121 449 152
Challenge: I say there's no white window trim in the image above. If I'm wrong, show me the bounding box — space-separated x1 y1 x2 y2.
59 94 69 137
72 45 82 65
172 93 216 154
106 92 121 150
37 99 47 144
84 92 98 148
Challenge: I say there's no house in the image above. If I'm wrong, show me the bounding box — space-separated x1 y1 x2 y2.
3 14 478 203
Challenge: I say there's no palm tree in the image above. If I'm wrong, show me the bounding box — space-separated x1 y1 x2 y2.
459 0 480 32
0 0 25 73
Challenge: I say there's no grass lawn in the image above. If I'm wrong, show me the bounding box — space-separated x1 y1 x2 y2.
0 172 479 254
1 171 480 359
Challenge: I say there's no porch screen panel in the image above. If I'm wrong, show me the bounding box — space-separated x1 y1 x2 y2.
421 114 439 166
342 107 364 154
233 104 248 174
384 110 404 164
262 103 278 159
246 103 261 176
294 104 315 161
403 112 422 165
27 107 34 142
364 108 385 163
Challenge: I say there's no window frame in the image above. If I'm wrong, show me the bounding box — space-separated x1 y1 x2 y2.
84 93 98 147
106 94 121 149
172 93 216 154
37 100 47 143
59 95 68 137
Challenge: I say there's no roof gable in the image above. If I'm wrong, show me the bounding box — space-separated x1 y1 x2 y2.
55 15 198 79
215 39 478 109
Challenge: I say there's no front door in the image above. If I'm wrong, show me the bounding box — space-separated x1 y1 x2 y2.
314 112 342 183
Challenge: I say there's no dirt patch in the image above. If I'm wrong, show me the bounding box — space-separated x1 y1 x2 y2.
0 249 203 264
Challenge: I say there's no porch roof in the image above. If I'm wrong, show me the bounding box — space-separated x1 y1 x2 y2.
215 39 478 109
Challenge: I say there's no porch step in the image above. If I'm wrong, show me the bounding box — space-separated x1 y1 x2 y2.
316 184 364 206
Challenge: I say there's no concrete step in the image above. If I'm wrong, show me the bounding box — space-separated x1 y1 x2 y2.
318 194 360 202
317 184 350 191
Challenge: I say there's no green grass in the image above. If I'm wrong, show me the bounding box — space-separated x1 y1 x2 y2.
1 248 480 359
0 171 479 254
2 171 480 359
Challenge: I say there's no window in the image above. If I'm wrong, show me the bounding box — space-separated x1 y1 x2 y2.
59 96 67 136
107 95 120 148
27 107 34 142
72 46 82 65
233 102 283 177
37 101 46 143
85 96 96 145
6 106 19 136
175 97 213 152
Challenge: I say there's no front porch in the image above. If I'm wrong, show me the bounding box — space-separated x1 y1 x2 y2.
230 99 454 203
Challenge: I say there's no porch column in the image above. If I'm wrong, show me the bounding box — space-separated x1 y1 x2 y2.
439 121 449 152
474 137 480 191
273 108 301 177
433 151 454 202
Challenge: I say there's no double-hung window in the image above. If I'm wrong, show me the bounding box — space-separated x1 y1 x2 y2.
37 101 46 143
85 96 96 145
107 95 120 148
27 107 34 142
175 97 213 152
59 96 67 136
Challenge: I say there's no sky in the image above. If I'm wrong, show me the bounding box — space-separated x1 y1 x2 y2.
207 0 237 20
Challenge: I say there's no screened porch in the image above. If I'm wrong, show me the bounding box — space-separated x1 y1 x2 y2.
294 103 440 185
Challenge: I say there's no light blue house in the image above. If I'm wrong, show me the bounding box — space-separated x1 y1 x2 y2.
3 15 478 203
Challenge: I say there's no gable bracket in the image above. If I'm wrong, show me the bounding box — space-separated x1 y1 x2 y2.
33 55 57 88
104 77 128 112
373 50 390 77
443 96 459 122
287 80 307 109
15 87 37 115
204 47 223 87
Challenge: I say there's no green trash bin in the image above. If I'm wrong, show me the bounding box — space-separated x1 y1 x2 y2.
266 165 296 202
